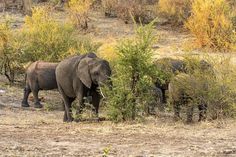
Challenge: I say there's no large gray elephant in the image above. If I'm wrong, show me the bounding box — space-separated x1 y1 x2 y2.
56 52 112 122
21 61 58 108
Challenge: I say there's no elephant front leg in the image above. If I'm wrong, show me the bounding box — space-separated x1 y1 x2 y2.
58 85 74 122
91 90 100 119
173 101 181 121
198 104 207 121
21 86 31 107
74 90 85 122
186 106 194 123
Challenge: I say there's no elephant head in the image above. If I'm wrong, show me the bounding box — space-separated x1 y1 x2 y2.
77 56 112 89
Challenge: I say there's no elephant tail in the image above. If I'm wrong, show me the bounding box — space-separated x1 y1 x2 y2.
24 73 27 85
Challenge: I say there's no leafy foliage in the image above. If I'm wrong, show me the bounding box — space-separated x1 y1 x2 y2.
21 7 77 62
104 21 161 122
0 19 23 83
68 0 93 29
0 6 99 83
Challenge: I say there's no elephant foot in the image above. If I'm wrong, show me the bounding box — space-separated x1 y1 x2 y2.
173 114 181 121
186 117 193 124
198 117 206 122
21 102 30 107
174 117 181 122
63 115 74 122
34 102 43 108
63 118 74 123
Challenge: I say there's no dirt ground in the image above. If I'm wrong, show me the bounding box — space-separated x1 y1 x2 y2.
1 73 236 157
1 96 236 156
1 5 236 157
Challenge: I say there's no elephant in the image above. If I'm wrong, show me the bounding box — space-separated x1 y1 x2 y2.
154 58 213 104
148 86 163 114
56 52 112 122
21 61 58 108
168 73 208 123
154 58 186 104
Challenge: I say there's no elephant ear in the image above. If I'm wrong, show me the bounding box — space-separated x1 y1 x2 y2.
77 58 92 89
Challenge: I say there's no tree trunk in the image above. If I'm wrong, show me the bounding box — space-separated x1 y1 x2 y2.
22 0 32 15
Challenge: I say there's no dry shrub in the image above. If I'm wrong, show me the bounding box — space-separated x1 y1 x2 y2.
210 57 236 118
0 6 100 83
68 0 93 30
157 0 192 25
116 0 151 24
185 0 235 51
21 6 78 61
101 0 155 24
0 19 23 83
97 42 118 62
101 0 118 17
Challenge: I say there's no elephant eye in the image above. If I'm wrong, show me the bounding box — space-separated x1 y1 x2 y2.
94 72 99 76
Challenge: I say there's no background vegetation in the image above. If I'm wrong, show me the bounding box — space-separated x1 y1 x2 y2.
0 6 99 83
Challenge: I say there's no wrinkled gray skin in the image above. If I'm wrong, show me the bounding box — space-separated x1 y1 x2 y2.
21 61 58 108
56 52 112 122
154 58 186 104
169 73 207 123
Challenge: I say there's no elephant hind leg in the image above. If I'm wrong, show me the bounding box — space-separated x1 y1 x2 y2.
186 106 194 123
31 83 42 108
63 97 75 122
173 101 181 121
21 85 31 107
198 104 207 121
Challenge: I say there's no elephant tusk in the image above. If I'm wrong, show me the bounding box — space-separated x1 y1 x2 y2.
100 87 106 98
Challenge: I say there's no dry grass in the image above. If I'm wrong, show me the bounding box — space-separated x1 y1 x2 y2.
0 106 236 156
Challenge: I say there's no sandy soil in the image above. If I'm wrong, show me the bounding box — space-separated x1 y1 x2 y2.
1 74 236 157
0 103 236 156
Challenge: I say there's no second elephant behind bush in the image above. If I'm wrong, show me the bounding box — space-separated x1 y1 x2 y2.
168 73 209 123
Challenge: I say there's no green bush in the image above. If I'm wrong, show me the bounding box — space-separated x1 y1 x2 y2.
104 21 161 122
0 20 24 83
67 0 93 30
20 7 77 62
0 7 100 83
21 6 99 62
